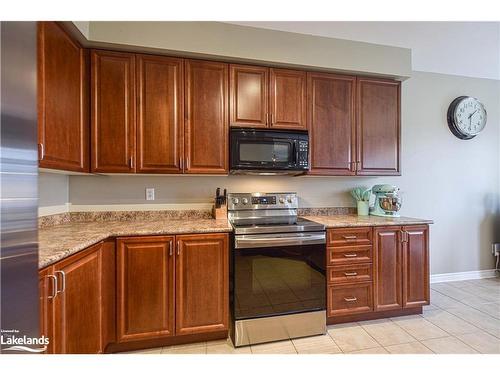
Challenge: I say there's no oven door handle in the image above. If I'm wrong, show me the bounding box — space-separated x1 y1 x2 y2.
234 233 325 249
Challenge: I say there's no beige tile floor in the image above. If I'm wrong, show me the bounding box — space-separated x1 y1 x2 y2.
124 277 500 354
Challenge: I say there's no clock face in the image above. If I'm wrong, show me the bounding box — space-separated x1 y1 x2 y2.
448 96 487 139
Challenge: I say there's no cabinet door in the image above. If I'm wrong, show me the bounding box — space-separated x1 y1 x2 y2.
117 236 175 342
176 233 229 335
230 64 268 128
270 68 306 130
356 78 400 175
185 60 229 174
37 22 89 172
373 227 403 311
53 243 104 354
307 72 356 175
403 225 430 308
137 54 184 173
91 50 136 173
38 267 54 354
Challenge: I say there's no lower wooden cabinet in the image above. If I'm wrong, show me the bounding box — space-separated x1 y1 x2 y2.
327 225 429 322
116 236 175 342
373 225 430 312
39 240 115 354
175 234 229 335
116 233 229 342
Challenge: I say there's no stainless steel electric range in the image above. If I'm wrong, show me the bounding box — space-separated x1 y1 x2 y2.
228 192 326 347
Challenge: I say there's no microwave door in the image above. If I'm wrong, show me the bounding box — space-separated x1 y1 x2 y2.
236 139 294 168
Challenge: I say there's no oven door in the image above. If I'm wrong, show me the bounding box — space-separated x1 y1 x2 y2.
232 232 326 321
230 129 300 172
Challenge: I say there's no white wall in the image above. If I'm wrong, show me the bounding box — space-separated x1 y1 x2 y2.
38 172 69 215
228 22 500 80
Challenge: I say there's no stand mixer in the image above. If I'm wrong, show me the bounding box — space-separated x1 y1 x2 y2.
370 184 402 217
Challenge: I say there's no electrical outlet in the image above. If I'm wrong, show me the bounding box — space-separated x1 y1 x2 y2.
493 243 500 256
145 188 155 201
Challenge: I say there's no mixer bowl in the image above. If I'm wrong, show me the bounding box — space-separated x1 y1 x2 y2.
379 196 402 212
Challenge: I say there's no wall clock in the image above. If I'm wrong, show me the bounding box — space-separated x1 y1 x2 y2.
447 96 487 140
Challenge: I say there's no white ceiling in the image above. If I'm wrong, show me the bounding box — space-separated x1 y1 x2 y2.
227 22 500 80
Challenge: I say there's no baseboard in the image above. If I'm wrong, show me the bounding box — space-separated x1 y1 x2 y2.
430 269 498 283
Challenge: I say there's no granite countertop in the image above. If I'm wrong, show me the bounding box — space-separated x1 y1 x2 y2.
38 212 432 269
38 218 232 269
304 214 433 228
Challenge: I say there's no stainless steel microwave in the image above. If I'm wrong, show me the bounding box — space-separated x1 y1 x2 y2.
230 128 309 175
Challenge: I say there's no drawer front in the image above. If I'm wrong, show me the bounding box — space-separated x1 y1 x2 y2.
327 227 372 247
327 282 373 317
328 264 373 284
327 245 372 265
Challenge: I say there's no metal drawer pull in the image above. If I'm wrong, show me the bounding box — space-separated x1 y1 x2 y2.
168 241 173 256
344 297 358 302
54 270 66 294
48 275 57 299
344 272 358 276
343 253 358 258
343 235 357 240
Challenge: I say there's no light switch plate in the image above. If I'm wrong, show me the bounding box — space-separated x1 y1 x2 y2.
145 188 155 201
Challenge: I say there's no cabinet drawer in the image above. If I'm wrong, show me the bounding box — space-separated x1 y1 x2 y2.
327 282 373 317
328 264 372 284
327 227 372 247
327 245 372 265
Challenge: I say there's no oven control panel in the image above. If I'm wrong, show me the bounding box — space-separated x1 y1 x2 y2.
228 192 298 210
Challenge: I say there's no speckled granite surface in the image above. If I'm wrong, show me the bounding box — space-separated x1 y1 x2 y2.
304 214 433 228
298 207 356 216
38 218 232 269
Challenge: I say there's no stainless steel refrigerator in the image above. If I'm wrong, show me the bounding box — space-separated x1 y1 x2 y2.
0 21 39 353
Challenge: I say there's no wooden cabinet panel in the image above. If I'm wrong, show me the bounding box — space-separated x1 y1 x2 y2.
327 227 372 247
175 233 228 335
230 64 268 128
374 227 403 311
91 50 136 173
53 243 104 354
101 240 116 347
328 263 373 284
137 54 184 173
270 68 306 130
38 267 54 354
117 236 175 342
307 72 356 175
327 282 373 317
403 225 430 308
327 245 372 266
356 78 400 176
185 60 228 174
37 21 89 172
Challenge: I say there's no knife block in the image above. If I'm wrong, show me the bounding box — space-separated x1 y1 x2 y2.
212 202 227 220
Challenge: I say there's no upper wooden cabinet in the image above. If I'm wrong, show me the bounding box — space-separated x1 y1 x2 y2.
230 64 269 128
37 21 89 172
185 60 229 174
116 236 175 342
307 72 356 175
136 55 184 173
175 233 229 336
270 68 307 130
91 50 136 173
356 78 401 176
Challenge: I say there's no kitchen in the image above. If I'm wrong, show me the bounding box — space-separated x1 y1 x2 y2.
1 3 499 371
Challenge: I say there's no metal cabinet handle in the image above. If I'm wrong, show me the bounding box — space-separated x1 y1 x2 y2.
47 275 57 299
343 253 358 258
343 235 357 241
177 240 180 256
400 230 408 243
54 270 66 294
344 272 358 276
39 143 45 160
168 241 173 256
344 297 358 302
129 157 134 169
